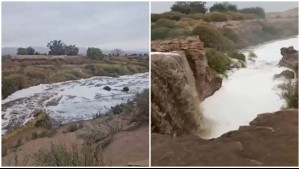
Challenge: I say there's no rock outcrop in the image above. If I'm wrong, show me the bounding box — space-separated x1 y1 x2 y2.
279 46 298 71
152 109 298 166
152 36 222 100
274 69 295 79
151 36 221 136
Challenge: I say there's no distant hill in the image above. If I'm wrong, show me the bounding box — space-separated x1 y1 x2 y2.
266 7 298 18
2 47 148 56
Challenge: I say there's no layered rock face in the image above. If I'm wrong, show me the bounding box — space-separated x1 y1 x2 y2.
279 46 298 71
151 36 221 136
152 36 222 100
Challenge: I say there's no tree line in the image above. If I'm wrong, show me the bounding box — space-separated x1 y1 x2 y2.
170 1 265 18
17 40 126 60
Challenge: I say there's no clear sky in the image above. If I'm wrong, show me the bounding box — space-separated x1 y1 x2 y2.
151 1 298 14
2 2 149 52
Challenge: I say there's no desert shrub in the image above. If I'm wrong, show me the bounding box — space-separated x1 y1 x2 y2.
278 80 298 108
86 64 129 77
66 123 83 133
38 131 49 138
159 11 186 21
24 66 48 79
2 75 26 99
206 48 231 74
192 25 235 51
188 13 204 20
103 86 111 91
48 72 78 83
33 143 104 166
32 131 39 140
122 86 129 92
228 52 246 62
155 18 177 28
208 12 228 22
129 89 149 123
30 111 52 129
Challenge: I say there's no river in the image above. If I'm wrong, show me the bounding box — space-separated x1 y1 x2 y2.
202 36 298 139
2 73 149 133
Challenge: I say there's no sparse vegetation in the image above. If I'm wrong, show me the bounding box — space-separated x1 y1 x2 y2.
278 80 298 108
33 143 104 166
65 123 83 133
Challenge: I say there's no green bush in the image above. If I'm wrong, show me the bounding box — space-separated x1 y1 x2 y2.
87 47 103 60
122 86 129 92
228 52 246 62
278 80 298 108
103 86 111 91
151 27 172 40
192 25 235 51
206 48 231 74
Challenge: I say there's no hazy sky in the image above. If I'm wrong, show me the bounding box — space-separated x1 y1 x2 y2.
152 1 298 13
2 2 149 51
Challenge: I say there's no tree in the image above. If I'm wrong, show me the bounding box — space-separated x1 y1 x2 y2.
87 47 103 60
239 7 265 18
47 40 66 55
171 1 207 14
34 52 40 55
17 48 28 55
112 48 123 56
27 46 35 55
210 2 237 12
65 45 79 56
